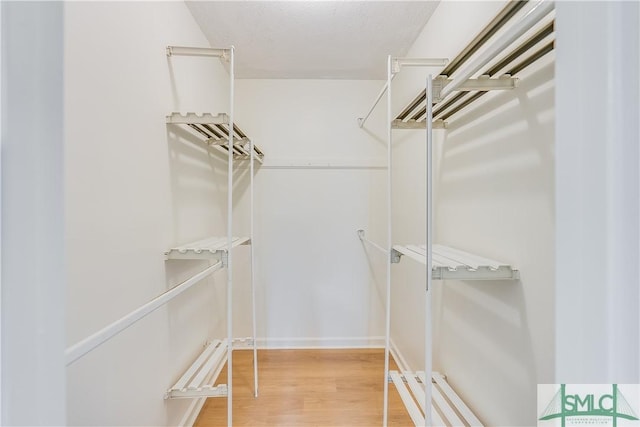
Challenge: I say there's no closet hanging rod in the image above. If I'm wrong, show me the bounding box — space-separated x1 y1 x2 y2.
357 74 397 128
439 0 554 100
357 229 388 255
485 20 553 75
166 46 229 59
357 58 447 128
65 262 223 366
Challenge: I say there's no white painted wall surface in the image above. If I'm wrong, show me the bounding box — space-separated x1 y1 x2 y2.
65 2 236 425
1 2 66 425
363 2 556 425
234 80 387 348
555 1 639 384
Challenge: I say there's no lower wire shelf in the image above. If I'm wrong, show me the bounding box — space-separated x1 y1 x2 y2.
391 244 519 280
390 371 483 427
166 339 228 399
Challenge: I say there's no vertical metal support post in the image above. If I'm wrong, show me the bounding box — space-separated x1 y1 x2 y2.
382 54 393 427
250 138 258 398
0 2 3 419
227 45 235 427
424 75 434 427
0 2 3 420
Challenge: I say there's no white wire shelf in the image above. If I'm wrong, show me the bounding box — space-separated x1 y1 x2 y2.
166 339 228 400
166 112 264 163
165 236 251 261
391 244 519 280
390 371 483 427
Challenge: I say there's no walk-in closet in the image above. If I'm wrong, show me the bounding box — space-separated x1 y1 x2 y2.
2 1 639 426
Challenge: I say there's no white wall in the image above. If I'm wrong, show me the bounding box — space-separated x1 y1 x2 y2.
555 1 639 384
368 2 556 425
65 2 236 425
234 80 388 348
1 2 66 425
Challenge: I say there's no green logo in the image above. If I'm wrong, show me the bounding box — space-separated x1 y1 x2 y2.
539 384 639 426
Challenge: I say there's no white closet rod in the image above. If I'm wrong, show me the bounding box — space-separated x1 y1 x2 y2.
357 229 388 255
65 262 223 366
357 74 396 128
439 0 554 100
357 58 447 128
166 46 228 58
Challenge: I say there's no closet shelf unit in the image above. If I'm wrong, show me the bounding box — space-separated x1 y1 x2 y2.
391 244 519 280
358 0 554 425
164 45 261 426
166 112 264 162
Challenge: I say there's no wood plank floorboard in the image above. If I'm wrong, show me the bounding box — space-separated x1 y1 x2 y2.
194 349 414 426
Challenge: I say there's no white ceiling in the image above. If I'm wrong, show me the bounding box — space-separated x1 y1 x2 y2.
186 1 440 80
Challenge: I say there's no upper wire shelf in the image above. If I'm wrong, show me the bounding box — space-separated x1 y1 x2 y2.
394 1 555 129
167 112 264 163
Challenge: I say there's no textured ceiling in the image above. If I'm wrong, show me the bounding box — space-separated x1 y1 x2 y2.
186 1 439 80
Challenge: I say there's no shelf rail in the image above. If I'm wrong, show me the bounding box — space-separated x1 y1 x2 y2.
65 262 223 366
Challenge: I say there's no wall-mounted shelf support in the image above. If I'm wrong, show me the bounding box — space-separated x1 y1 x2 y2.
392 57 449 73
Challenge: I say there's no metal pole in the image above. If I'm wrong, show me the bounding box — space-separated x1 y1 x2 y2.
65 262 223 366
425 75 434 427
382 54 393 427
357 229 388 255
358 74 396 128
250 138 258 398
227 45 235 427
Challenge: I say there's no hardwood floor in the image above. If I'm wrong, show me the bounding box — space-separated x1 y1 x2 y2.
194 349 413 426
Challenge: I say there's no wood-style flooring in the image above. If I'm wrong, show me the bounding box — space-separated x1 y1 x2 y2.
194 349 413 426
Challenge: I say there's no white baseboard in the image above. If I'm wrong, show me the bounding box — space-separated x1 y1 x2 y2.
255 336 386 349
